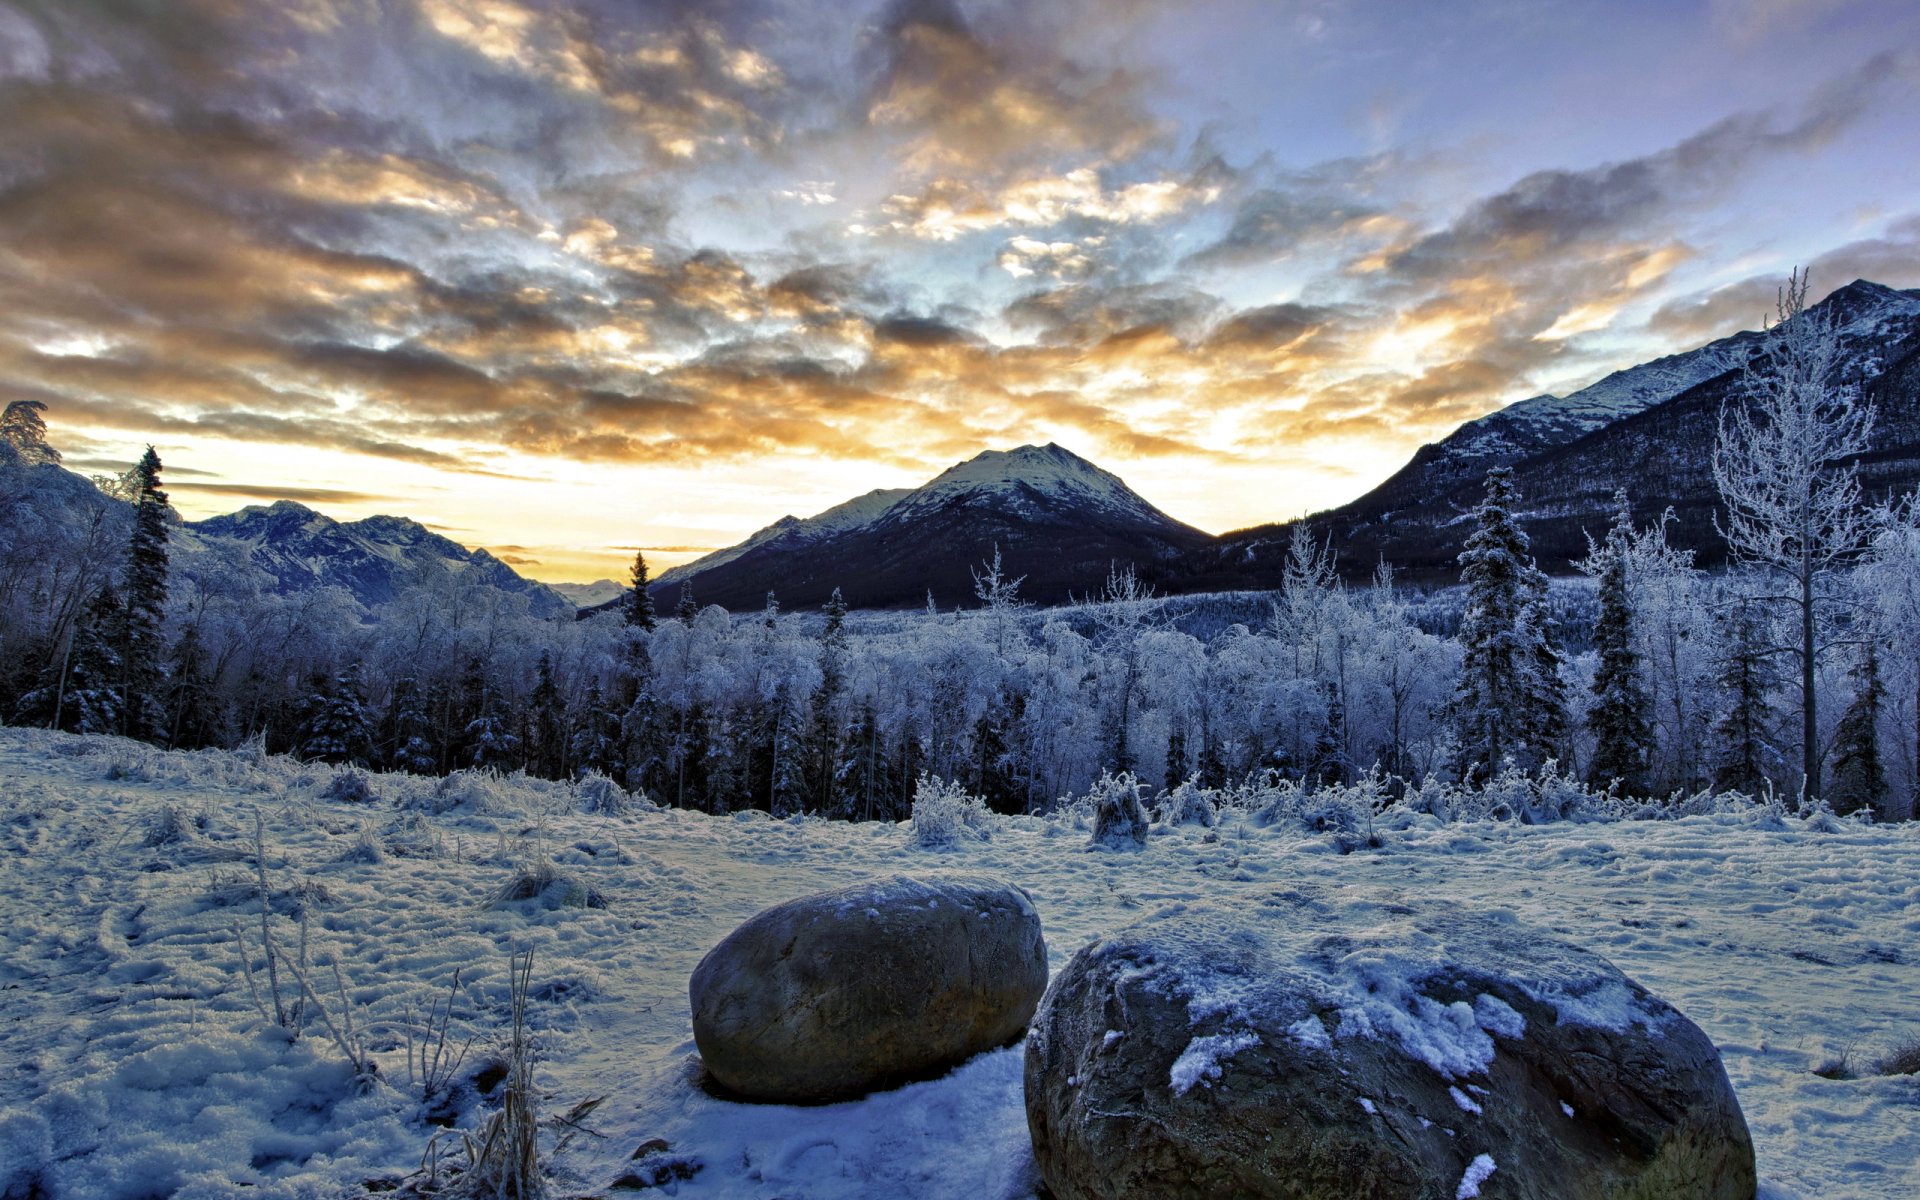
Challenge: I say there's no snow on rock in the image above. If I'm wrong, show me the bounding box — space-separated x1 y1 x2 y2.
1455 1153 1497 1198
1024 891 1755 1198
2 729 1919 1198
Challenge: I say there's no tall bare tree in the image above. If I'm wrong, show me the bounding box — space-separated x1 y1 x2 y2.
1712 270 1874 800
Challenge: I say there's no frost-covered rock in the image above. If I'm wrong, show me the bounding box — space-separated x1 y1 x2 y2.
1024 890 1754 1199
689 874 1046 1103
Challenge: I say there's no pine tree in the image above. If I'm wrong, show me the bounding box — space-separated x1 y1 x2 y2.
1165 720 1190 790
463 664 521 769
1711 596 1779 796
676 581 699 624
121 446 171 742
295 665 374 764
1450 467 1564 780
166 624 223 750
384 676 438 774
20 587 126 734
1585 498 1652 792
625 550 657 631
528 652 567 779
1829 643 1886 817
569 681 623 780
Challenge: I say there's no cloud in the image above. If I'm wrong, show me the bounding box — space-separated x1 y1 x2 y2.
168 482 390 503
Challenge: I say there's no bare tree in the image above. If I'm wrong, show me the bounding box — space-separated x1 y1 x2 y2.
1712 269 1875 800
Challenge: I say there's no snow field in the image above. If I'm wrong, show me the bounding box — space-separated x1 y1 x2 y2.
2 728 1918 1198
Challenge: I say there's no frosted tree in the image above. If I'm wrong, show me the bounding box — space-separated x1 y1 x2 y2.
0 399 60 464
675 581 698 624
121 447 171 742
625 550 656 631
1712 270 1874 800
1449 468 1563 779
1581 495 1651 792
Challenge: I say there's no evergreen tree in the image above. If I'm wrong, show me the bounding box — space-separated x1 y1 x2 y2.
1165 720 1190 790
625 550 657 630
1585 498 1652 792
19 587 126 734
1711 596 1779 796
1450 468 1565 780
121 446 171 742
384 676 438 774
463 667 520 769
620 645 666 795
294 664 374 764
676 581 699 624
528 652 567 779
166 624 223 750
1829 643 1886 816
569 681 623 780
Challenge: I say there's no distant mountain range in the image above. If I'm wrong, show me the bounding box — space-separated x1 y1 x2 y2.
186 501 572 618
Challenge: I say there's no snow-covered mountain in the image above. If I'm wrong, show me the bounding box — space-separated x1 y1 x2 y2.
1188 278 1920 585
187 501 571 618
651 443 1210 610
547 579 627 608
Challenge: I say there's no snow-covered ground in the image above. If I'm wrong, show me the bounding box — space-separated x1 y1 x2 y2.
2 729 1918 1199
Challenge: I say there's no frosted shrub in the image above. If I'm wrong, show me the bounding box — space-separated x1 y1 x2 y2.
1156 780 1217 828
1087 772 1149 848
488 857 608 910
321 768 377 805
573 770 649 816
405 768 515 816
1238 774 1304 828
909 775 992 849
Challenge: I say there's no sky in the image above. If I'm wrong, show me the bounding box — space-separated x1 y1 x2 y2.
2 0 1919 582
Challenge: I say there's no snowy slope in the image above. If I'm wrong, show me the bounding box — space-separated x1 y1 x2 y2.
3 729 1918 1199
658 487 913 587
875 443 1177 529
1437 279 1920 468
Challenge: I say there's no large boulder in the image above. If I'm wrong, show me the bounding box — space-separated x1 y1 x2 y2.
1025 890 1755 1200
690 874 1047 1103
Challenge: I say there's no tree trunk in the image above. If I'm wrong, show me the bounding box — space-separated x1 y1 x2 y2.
1802 567 1818 801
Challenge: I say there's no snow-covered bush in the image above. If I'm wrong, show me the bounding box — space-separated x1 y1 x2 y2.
404 768 517 816
322 768 378 805
1156 780 1216 827
489 856 608 910
908 775 992 849
1087 772 1149 848
573 769 650 815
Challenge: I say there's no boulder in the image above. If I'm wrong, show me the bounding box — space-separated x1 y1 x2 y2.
1025 890 1755 1200
690 874 1047 1103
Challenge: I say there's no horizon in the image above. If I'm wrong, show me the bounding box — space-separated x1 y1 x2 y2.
4 2 1919 581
